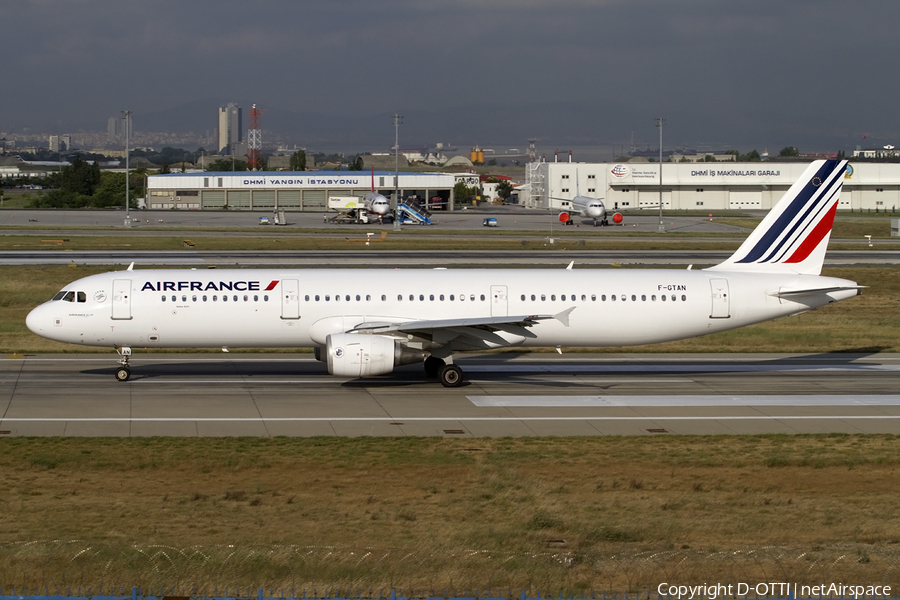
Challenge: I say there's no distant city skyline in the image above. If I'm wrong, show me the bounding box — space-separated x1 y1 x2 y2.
3 0 900 158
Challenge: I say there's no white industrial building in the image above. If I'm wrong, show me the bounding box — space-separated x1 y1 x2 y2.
523 161 900 213
145 170 459 211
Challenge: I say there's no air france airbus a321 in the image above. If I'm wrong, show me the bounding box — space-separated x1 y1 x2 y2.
27 160 861 387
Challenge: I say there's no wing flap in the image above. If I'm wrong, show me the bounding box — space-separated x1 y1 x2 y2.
349 312 565 335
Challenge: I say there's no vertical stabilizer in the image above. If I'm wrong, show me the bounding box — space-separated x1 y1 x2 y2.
707 160 847 275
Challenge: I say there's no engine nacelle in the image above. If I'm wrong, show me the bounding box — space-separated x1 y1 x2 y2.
325 333 426 377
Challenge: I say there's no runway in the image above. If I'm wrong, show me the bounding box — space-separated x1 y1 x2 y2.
2 352 899 436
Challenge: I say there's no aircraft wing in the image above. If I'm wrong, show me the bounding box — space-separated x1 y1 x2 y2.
348 308 575 347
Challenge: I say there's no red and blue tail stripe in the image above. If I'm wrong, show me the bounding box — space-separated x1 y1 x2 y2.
709 159 848 275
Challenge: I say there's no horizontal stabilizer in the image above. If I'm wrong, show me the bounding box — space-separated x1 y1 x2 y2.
769 285 865 298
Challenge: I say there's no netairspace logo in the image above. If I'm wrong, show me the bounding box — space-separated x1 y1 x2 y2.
657 582 892 599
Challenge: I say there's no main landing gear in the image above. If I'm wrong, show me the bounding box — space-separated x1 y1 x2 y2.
115 346 132 382
424 356 464 387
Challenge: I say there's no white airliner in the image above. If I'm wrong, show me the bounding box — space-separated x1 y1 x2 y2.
27 160 860 387
363 170 391 219
362 190 390 218
556 172 621 226
568 193 616 226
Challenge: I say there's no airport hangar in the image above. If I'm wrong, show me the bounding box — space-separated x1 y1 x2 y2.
522 161 900 213
144 170 470 211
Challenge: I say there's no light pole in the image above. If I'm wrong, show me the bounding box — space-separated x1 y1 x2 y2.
392 113 403 230
123 110 132 227
656 116 666 233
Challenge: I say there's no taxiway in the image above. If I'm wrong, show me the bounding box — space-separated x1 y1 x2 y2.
2 352 899 437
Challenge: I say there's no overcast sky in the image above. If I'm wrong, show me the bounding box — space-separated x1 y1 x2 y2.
4 0 899 154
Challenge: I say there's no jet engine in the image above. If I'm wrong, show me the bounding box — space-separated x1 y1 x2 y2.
325 332 427 377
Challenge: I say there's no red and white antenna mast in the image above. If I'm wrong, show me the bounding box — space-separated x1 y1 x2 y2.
247 103 264 171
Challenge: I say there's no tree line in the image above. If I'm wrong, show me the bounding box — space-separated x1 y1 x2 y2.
28 155 142 209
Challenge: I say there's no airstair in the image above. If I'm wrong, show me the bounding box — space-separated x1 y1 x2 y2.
396 199 432 225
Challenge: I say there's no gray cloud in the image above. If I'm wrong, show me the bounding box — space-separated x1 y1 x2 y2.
3 0 899 153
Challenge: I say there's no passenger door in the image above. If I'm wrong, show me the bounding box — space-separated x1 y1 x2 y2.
111 279 132 320
709 278 730 319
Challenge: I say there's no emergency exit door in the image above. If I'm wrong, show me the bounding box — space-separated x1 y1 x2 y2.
281 279 300 320
491 285 508 317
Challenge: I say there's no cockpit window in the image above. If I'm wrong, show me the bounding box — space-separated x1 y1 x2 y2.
62 291 76 302
52 291 66 301
77 292 86 303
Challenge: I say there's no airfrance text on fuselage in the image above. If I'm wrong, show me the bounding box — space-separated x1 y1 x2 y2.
140 281 278 292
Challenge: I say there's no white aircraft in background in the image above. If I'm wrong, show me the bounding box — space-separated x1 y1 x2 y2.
362 190 390 218
363 170 391 219
555 171 621 227
27 160 860 387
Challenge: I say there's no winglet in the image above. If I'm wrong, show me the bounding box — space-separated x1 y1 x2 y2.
553 306 576 327
566 261 574 270
127 262 134 271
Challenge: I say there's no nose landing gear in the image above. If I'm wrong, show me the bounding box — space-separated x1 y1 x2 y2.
115 346 132 382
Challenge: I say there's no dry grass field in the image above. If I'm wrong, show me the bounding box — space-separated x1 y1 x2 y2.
1 249 899 591
2 436 900 592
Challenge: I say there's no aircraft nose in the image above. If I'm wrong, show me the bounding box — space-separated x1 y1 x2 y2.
26 304 49 336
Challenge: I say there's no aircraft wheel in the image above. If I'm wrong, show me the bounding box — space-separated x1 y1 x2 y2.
424 356 444 378
438 364 464 388
115 366 131 382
